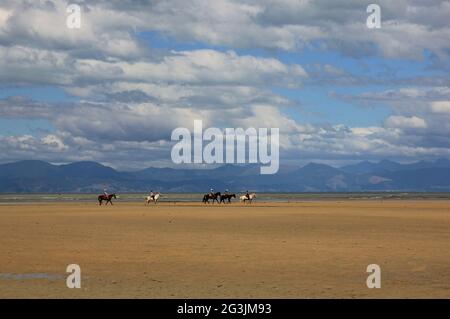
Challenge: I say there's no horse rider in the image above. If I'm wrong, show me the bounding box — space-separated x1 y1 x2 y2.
149 190 155 200
209 188 214 197
245 190 250 200
103 188 109 197
225 189 229 195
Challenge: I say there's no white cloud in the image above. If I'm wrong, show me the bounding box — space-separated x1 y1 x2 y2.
430 101 450 114
42 134 67 151
385 115 427 129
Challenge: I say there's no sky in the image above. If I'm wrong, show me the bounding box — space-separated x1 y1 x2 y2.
0 0 449 170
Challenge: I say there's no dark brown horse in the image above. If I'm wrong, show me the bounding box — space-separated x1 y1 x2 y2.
202 192 221 204
220 193 236 204
98 193 116 205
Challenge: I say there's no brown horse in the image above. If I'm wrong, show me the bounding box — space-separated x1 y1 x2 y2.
98 193 116 205
220 193 236 204
203 192 221 204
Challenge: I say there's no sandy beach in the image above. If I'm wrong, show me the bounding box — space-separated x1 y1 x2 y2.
0 200 449 298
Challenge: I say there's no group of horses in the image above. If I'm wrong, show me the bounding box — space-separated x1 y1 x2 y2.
202 192 256 204
98 191 256 205
98 193 160 205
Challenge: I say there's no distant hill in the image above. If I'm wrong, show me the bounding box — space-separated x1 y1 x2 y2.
340 158 450 174
1 159 450 193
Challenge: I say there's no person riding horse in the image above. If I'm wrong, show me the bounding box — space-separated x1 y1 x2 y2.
146 191 160 204
240 191 256 203
220 191 236 203
98 192 117 205
203 189 221 204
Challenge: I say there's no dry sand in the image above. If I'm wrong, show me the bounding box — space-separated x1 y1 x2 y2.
0 200 449 298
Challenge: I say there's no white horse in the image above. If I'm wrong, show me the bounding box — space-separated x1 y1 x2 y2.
146 193 160 204
240 193 256 204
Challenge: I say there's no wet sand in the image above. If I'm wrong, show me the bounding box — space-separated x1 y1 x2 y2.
0 201 449 298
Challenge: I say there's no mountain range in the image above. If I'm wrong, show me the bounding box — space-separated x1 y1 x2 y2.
1 159 450 193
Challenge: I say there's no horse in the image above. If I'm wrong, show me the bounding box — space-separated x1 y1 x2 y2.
203 192 221 204
98 193 116 205
146 193 160 204
240 193 256 204
220 193 236 204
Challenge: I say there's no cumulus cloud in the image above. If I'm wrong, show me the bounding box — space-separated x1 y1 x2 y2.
41 134 68 150
331 86 450 153
431 101 450 114
2 0 449 61
385 115 427 129
94 0 450 61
